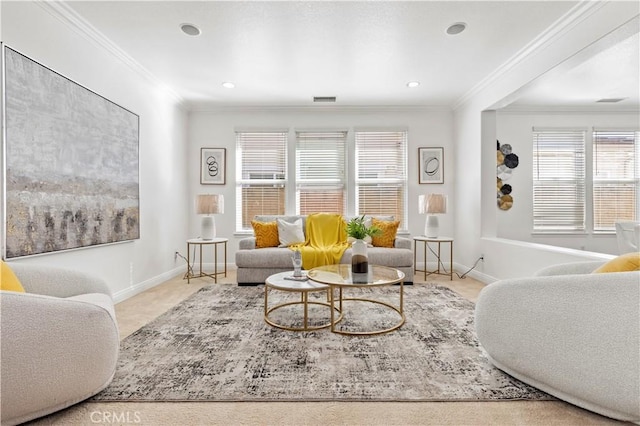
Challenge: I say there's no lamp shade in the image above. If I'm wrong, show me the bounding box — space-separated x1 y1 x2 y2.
419 194 447 214
196 194 224 215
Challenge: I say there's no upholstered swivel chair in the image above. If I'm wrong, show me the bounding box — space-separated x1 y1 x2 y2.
1 264 120 426
475 260 640 423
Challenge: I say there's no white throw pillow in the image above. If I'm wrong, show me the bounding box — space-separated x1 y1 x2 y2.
277 218 305 247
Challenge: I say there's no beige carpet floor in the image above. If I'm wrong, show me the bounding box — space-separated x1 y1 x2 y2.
27 269 627 425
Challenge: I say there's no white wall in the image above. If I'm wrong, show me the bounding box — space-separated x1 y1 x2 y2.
1 2 190 301
454 2 638 280
187 107 454 265
3 1 637 292
496 110 639 255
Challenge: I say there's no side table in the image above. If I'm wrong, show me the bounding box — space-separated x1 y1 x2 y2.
185 238 228 283
413 236 453 281
307 264 405 336
264 271 342 332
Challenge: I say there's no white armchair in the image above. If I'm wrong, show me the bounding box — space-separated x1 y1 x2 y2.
475 261 640 423
0 264 120 426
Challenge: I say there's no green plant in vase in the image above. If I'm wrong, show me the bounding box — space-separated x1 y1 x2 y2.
346 215 381 274
346 215 382 240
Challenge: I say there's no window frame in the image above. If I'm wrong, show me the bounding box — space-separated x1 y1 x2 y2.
236 128 409 234
532 128 587 234
354 129 409 230
592 129 639 232
531 127 639 236
235 130 288 232
295 130 348 216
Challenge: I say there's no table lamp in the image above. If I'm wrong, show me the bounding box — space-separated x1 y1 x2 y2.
196 194 224 240
419 194 447 238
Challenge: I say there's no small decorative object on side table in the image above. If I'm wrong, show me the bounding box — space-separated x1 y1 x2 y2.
284 250 308 281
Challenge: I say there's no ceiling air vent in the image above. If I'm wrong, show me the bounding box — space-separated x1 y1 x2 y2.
596 97 627 103
313 96 337 103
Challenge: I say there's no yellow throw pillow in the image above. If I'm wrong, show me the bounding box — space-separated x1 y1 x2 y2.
371 218 400 248
593 252 640 273
1 260 25 292
251 220 280 248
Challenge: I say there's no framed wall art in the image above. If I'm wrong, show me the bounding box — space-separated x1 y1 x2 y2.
200 148 226 185
418 147 444 184
2 46 140 259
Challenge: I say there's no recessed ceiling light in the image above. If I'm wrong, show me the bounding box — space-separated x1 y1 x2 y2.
180 23 201 36
222 82 235 89
446 22 467 35
407 81 421 88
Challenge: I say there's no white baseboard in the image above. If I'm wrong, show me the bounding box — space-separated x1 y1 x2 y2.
113 262 494 304
112 266 183 304
457 266 496 284
414 261 497 284
453 262 497 284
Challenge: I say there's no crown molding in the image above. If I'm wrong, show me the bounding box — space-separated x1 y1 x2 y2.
452 1 608 111
498 105 640 115
36 0 185 108
187 104 452 114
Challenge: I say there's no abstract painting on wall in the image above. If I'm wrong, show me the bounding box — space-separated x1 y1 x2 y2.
2 46 140 258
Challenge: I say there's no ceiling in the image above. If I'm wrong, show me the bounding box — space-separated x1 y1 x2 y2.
510 31 639 109
65 1 638 110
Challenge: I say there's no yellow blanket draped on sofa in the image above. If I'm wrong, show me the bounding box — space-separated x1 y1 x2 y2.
290 213 349 270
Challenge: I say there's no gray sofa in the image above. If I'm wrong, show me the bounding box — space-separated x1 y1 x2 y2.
236 215 414 285
475 260 640 423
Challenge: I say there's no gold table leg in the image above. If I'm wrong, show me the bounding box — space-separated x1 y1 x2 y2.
264 285 342 332
214 242 218 283
330 283 404 336
224 242 227 277
423 240 427 280
449 240 454 280
186 242 191 284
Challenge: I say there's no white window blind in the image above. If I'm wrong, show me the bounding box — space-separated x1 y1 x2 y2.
532 129 586 232
295 131 347 215
236 131 287 231
593 129 639 231
355 130 408 228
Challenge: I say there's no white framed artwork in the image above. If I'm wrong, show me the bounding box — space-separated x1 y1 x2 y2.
200 148 226 185
418 147 444 184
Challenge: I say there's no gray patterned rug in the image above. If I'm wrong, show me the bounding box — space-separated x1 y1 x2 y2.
93 284 551 402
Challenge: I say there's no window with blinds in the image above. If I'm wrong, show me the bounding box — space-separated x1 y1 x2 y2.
236 131 287 231
355 131 408 228
295 131 347 215
532 129 586 232
593 130 639 231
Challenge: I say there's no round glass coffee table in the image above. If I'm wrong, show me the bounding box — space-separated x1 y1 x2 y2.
264 271 343 332
307 264 405 336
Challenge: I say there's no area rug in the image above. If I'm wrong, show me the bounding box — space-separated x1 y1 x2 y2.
93 284 551 402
